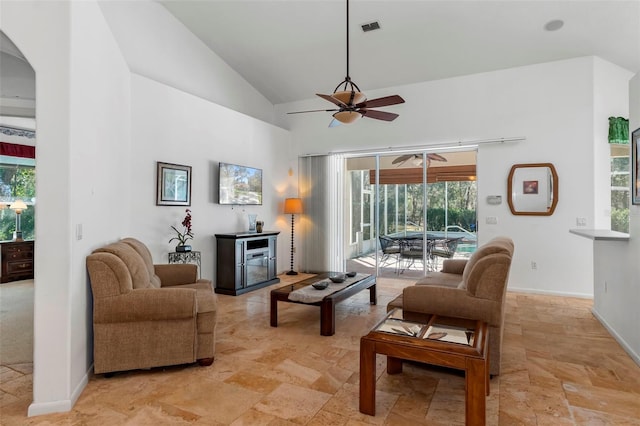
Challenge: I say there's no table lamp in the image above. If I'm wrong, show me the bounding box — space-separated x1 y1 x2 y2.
10 200 28 242
284 197 302 275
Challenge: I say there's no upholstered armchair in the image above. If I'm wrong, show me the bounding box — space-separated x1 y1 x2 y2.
86 237 217 375
388 236 514 376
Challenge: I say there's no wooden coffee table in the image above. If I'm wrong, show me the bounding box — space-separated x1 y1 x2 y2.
270 272 376 336
359 309 489 424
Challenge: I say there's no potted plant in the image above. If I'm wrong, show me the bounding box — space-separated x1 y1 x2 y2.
169 209 193 252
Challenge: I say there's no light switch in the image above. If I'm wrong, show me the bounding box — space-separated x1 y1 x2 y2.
486 195 502 205
486 216 498 225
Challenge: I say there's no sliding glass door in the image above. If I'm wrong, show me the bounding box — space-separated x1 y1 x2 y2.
344 150 477 279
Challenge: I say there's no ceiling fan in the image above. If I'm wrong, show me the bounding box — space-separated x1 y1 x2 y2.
392 153 448 167
287 0 405 127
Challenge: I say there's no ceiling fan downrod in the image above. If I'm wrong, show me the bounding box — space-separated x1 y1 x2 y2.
335 0 362 97
286 0 405 125
332 0 365 112
345 0 350 86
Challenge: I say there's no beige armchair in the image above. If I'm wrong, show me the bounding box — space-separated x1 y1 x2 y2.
388 236 514 376
86 237 217 375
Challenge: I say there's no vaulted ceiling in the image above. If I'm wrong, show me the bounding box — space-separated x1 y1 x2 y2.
0 32 35 120
159 0 640 105
1 0 639 127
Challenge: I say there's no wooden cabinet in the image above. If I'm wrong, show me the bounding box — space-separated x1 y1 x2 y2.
215 231 279 296
1 240 35 283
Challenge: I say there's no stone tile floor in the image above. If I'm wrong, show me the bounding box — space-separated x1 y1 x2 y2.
1 274 639 425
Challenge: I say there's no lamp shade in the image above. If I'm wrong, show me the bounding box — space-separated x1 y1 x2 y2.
9 200 27 213
284 198 303 214
333 110 362 124
333 90 366 105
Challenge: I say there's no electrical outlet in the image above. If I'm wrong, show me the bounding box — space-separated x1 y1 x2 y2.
531 261 537 270
486 216 498 225
576 217 587 227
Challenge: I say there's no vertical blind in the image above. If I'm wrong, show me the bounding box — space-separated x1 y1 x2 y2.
298 154 345 272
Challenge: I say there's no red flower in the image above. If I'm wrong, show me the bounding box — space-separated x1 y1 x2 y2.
170 209 194 245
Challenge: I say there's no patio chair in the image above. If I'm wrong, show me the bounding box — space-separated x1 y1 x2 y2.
430 237 462 270
379 235 401 272
399 238 427 273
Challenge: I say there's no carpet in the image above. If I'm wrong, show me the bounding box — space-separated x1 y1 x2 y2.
0 280 34 365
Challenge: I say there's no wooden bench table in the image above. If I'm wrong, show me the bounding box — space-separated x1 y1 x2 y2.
270 272 376 336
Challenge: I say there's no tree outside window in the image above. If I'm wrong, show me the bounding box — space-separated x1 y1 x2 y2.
611 156 629 233
0 163 36 241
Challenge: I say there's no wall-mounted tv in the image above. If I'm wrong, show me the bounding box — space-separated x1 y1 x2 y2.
218 162 263 205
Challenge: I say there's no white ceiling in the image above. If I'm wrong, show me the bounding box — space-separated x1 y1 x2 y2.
1 0 639 123
159 0 640 105
0 32 36 122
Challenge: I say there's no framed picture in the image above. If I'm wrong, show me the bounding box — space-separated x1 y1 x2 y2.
507 163 558 216
632 128 640 205
523 180 539 194
156 162 191 206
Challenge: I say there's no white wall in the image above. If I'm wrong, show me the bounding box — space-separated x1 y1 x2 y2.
586 67 638 361
98 0 275 126
276 57 632 297
591 238 637 364
626 72 640 358
0 0 132 416
592 72 640 363
69 0 132 397
129 74 295 280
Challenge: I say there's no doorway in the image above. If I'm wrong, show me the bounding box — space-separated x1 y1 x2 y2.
344 149 477 278
0 30 37 412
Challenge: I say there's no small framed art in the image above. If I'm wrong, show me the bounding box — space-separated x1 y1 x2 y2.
156 162 192 206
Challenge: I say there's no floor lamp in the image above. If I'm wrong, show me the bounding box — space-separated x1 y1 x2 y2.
10 200 28 242
284 198 302 275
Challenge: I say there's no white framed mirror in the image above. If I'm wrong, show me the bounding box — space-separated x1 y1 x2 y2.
507 163 558 216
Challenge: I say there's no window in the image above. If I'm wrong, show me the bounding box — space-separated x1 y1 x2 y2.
0 157 36 240
611 155 629 233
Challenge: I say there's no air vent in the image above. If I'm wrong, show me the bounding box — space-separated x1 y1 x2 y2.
361 21 380 32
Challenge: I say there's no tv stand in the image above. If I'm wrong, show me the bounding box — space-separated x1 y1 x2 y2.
214 231 280 296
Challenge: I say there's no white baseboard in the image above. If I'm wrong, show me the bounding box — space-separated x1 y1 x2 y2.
28 364 92 417
591 308 640 367
507 287 593 299
28 399 73 417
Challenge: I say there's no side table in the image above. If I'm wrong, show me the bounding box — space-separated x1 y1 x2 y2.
168 251 201 279
360 309 489 424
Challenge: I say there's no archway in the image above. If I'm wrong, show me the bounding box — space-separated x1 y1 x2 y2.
0 29 36 414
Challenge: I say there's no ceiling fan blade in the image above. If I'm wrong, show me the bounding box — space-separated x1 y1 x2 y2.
317 93 348 108
356 95 405 109
359 109 399 122
427 153 447 162
392 154 413 165
287 108 340 115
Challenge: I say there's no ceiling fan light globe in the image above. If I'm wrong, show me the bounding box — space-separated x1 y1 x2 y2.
333 90 366 105
333 110 362 124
